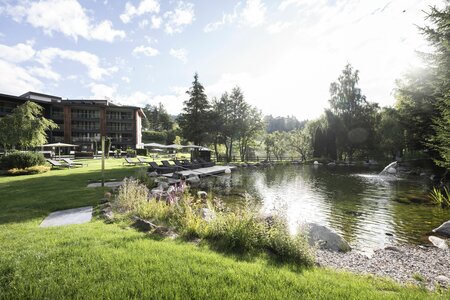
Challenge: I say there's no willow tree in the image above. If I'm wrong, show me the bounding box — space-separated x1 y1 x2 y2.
0 101 57 151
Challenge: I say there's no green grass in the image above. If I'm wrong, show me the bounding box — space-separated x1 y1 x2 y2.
0 159 447 299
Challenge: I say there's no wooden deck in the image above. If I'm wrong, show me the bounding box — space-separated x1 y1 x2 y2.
162 165 236 178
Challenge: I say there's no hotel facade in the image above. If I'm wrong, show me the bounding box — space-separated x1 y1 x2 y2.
0 91 144 151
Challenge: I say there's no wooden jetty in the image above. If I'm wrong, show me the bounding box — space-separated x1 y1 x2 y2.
162 165 236 178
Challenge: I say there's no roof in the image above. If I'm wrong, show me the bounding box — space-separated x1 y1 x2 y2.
21 91 62 100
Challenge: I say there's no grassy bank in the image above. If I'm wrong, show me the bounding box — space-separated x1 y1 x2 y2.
0 159 446 299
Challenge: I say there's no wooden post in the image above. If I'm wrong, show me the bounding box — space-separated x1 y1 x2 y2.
101 136 105 187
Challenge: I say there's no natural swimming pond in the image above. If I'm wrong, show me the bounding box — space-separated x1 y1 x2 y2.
201 164 450 253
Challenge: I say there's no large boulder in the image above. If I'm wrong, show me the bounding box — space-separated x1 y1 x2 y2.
306 223 351 252
428 236 449 250
433 221 450 238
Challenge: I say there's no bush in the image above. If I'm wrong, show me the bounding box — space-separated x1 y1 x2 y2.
135 168 157 189
75 151 94 158
126 149 137 157
136 148 148 156
142 131 167 143
115 179 149 212
1 152 46 170
6 165 51 176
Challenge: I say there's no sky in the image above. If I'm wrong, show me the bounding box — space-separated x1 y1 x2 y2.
0 0 443 120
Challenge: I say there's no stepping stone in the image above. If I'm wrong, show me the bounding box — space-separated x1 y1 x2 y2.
40 206 93 227
87 181 123 188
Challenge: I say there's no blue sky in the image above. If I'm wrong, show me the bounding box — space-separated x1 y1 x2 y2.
0 0 442 120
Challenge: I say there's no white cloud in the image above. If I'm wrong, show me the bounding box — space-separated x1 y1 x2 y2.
5 0 125 42
203 4 240 33
241 0 266 27
0 42 35 63
267 21 292 34
151 15 162 29
89 83 117 99
120 0 160 23
0 59 42 95
28 66 61 81
36 48 117 80
203 0 265 32
139 19 149 28
121 76 131 83
163 1 195 34
169 48 187 63
132 45 159 57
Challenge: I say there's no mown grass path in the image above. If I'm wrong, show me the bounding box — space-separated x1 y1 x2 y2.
0 159 447 299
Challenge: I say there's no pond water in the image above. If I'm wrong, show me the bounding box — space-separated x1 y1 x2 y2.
200 164 450 253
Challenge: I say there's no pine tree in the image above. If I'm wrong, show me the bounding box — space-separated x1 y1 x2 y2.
178 73 211 145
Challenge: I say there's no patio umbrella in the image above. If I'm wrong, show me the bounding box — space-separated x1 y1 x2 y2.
40 142 78 159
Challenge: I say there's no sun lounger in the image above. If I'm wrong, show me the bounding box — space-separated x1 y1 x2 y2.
148 161 175 174
123 157 145 166
161 160 182 171
137 157 149 164
182 159 201 169
47 159 70 169
173 159 192 169
195 158 215 168
62 158 87 167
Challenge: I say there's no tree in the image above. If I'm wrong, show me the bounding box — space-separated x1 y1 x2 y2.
178 73 211 145
377 108 405 160
0 101 57 150
290 125 313 162
329 64 379 160
142 103 173 131
422 5 450 169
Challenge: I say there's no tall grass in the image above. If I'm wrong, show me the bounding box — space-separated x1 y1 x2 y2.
115 178 149 212
429 186 450 208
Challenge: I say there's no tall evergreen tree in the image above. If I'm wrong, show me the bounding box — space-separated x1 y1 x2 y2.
178 73 211 145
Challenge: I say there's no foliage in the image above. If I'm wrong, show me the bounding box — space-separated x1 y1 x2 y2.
142 102 174 131
135 167 157 189
376 107 405 160
6 165 51 176
126 148 137 157
115 178 149 212
142 130 167 143
290 125 313 162
0 151 46 170
429 187 450 208
0 101 57 150
264 115 306 133
136 148 148 156
178 73 211 145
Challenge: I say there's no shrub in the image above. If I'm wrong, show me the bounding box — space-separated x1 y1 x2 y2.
74 151 94 158
126 148 137 157
135 168 157 189
6 165 51 176
136 148 148 156
115 179 149 212
0 152 46 170
142 131 167 143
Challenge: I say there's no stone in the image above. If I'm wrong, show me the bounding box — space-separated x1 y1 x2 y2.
436 275 450 287
200 208 216 222
132 216 158 231
432 221 450 238
186 175 200 184
197 191 208 199
40 206 93 227
306 223 351 252
99 197 109 204
428 236 449 250
313 161 319 165
384 246 402 252
387 167 397 174
148 171 158 177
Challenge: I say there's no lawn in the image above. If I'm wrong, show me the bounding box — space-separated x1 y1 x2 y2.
0 159 447 299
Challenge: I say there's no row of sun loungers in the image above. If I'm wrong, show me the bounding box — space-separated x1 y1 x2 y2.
123 157 215 174
46 158 88 169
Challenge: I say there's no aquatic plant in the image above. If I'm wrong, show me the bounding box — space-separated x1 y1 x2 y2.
429 187 450 208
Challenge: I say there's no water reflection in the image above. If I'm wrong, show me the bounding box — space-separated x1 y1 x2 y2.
201 165 450 252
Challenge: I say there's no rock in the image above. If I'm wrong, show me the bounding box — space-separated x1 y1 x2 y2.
100 206 114 222
306 223 351 252
436 275 450 287
387 167 397 174
158 182 169 190
148 171 158 177
200 208 216 222
132 217 158 231
384 246 402 252
313 161 319 165
428 236 449 250
99 197 109 204
432 221 450 238
197 191 208 199
420 172 427 177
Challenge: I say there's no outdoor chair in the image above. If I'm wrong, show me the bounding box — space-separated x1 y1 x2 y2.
148 161 175 174
161 160 182 171
123 157 145 166
137 157 149 164
47 159 70 169
182 159 202 169
173 159 192 170
62 158 87 167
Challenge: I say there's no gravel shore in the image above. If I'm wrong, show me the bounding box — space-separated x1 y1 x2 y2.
316 246 450 290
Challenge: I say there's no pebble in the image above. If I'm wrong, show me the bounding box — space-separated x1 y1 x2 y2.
316 246 450 290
